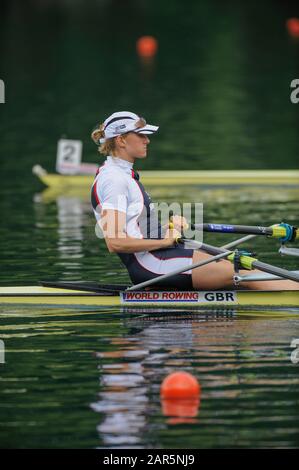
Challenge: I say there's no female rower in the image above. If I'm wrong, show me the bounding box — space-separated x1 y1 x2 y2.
91 111 298 291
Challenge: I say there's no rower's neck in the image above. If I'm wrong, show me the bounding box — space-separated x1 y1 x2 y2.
111 150 135 165
107 156 134 169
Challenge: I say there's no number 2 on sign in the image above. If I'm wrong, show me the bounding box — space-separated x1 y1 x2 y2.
56 138 83 174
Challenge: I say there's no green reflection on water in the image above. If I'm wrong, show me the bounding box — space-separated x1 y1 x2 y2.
1 308 299 448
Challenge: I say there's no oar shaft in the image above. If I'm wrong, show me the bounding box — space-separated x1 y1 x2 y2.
234 270 299 282
192 223 272 236
251 260 299 283
191 223 299 240
199 241 299 282
221 234 257 249
201 243 299 282
182 234 257 251
179 238 299 283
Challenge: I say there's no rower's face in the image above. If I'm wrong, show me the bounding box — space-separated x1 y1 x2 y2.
121 132 150 159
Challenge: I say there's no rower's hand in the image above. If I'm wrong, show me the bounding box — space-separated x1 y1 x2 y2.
170 215 189 231
163 227 181 247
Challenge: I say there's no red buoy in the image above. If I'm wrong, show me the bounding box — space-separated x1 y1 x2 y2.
160 371 200 399
136 36 158 58
161 398 200 418
286 18 299 38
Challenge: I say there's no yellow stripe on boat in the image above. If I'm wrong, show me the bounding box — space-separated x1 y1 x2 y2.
35 169 299 188
0 286 298 308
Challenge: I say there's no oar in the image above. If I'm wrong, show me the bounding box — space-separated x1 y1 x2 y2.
126 234 257 291
40 281 129 294
190 222 299 241
234 270 299 282
185 234 256 250
191 240 299 282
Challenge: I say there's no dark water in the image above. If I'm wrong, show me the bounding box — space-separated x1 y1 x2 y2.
1 0 299 449
1 307 299 448
1 0 299 175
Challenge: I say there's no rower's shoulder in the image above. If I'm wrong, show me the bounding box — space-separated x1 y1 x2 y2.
94 165 130 194
99 164 129 181
95 162 122 179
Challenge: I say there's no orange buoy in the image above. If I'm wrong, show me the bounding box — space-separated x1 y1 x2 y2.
160 371 200 399
161 398 200 418
136 36 158 58
286 18 299 38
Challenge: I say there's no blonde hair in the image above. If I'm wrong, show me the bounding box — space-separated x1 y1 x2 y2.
91 123 117 156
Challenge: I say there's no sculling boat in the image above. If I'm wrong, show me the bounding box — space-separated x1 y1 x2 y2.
32 165 299 188
0 282 299 309
1 223 297 311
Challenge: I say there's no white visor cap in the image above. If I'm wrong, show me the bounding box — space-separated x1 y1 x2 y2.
99 111 159 144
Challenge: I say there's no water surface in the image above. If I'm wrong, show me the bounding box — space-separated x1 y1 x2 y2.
1 307 299 448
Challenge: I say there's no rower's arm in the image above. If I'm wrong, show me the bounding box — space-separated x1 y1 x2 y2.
100 209 179 253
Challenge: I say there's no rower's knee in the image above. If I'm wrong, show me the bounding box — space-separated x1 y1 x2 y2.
191 251 235 289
